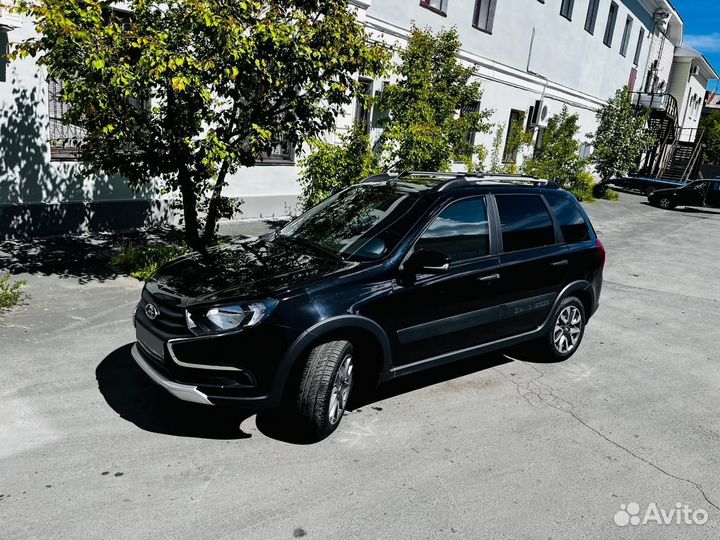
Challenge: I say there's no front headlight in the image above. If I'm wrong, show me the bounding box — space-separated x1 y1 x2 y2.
186 299 279 335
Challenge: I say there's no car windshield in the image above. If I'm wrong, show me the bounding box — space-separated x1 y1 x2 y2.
278 184 419 261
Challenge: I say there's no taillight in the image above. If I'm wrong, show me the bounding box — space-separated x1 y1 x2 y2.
596 238 606 268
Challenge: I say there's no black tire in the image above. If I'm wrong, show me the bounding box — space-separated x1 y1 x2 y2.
296 340 354 440
535 296 586 361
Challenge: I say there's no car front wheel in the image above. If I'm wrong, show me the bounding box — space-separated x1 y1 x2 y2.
296 340 354 440
658 196 675 209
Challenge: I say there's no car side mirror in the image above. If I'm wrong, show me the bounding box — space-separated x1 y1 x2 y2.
404 249 451 275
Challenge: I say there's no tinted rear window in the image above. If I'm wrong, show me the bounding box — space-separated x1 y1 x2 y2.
546 195 591 244
495 194 556 252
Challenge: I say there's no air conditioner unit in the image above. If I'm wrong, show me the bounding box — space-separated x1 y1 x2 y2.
527 99 549 129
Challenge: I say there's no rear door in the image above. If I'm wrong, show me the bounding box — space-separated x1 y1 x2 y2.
492 193 568 339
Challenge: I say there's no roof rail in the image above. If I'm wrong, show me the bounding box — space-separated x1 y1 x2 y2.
359 171 557 189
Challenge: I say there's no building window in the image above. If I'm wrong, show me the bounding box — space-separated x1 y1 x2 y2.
371 80 390 130
354 78 373 133
473 0 496 33
603 2 618 48
48 79 86 161
420 0 447 16
620 16 633 57
0 31 8 83
460 101 481 146
633 28 645 66
560 0 574 21
502 109 524 164
584 0 599 34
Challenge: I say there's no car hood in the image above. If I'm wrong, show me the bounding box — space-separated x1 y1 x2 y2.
146 237 354 304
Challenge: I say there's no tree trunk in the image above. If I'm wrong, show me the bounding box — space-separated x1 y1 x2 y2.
178 168 203 251
200 160 230 248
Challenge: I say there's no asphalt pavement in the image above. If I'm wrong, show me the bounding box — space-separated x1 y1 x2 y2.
1 192 720 539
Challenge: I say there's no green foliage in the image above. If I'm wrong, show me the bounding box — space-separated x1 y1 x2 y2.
0 274 27 310
593 182 620 200
568 171 596 202
589 87 653 182
524 107 586 187
699 110 720 165
112 242 190 281
298 125 379 210
375 26 492 171
14 0 388 250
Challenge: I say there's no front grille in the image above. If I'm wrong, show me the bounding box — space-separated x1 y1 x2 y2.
141 289 189 334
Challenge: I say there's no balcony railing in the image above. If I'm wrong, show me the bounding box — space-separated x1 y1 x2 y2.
631 92 679 122
0 3 21 30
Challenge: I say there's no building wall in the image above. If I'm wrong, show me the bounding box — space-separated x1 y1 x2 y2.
0 0 699 237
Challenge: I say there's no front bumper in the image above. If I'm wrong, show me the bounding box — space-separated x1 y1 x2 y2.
131 344 214 405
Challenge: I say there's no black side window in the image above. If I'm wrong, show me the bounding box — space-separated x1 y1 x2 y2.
496 194 556 252
416 198 490 263
546 195 591 244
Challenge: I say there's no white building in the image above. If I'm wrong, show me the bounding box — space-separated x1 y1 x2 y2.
0 0 715 237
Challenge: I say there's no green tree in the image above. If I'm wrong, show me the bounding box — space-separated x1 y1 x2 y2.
376 26 492 171
699 110 720 165
524 106 586 187
14 0 387 250
298 124 379 210
589 86 653 182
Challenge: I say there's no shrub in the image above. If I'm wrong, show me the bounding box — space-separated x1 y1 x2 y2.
298 124 378 210
113 242 190 281
592 182 620 201
0 274 27 310
567 171 596 202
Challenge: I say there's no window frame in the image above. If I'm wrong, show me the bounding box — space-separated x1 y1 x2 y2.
493 193 563 254
560 0 575 21
407 195 497 269
619 16 633 57
473 0 497 34
603 2 619 48
584 0 600 34
633 28 645 66
419 0 448 16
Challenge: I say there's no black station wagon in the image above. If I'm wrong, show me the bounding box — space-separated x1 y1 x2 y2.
133 172 605 439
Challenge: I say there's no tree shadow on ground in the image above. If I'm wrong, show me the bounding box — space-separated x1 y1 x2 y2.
96 343 520 444
0 228 186 283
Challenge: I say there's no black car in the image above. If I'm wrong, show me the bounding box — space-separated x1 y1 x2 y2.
133 172 605 439
648 179 720 210
604 176 684 195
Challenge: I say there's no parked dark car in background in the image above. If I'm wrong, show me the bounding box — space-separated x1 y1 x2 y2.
604 176 685 195
648 179 720 210
132 172 605 440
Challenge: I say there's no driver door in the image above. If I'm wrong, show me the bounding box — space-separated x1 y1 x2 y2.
681 181 709 206
364 197 503 369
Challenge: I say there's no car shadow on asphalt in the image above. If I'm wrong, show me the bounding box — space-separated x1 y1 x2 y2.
97 344 527 444
96 343 254 440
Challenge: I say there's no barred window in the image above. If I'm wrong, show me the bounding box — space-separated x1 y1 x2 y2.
48 79 86 162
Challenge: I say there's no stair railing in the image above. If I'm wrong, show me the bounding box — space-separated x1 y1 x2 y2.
680 129 705 182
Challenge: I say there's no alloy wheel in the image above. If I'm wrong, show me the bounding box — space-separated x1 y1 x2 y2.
553 306 583 354
328 354 353 425
659 198 671 209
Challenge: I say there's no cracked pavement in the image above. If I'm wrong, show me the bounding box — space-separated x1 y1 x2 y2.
2 193 720 539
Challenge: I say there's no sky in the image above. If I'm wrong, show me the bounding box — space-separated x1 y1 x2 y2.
672 0 720 89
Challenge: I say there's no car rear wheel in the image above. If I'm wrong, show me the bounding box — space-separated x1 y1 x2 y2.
296 340 354 440
535 297 586 361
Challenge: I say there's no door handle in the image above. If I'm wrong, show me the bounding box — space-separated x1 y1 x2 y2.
550 259 569 267
477 273 501 282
